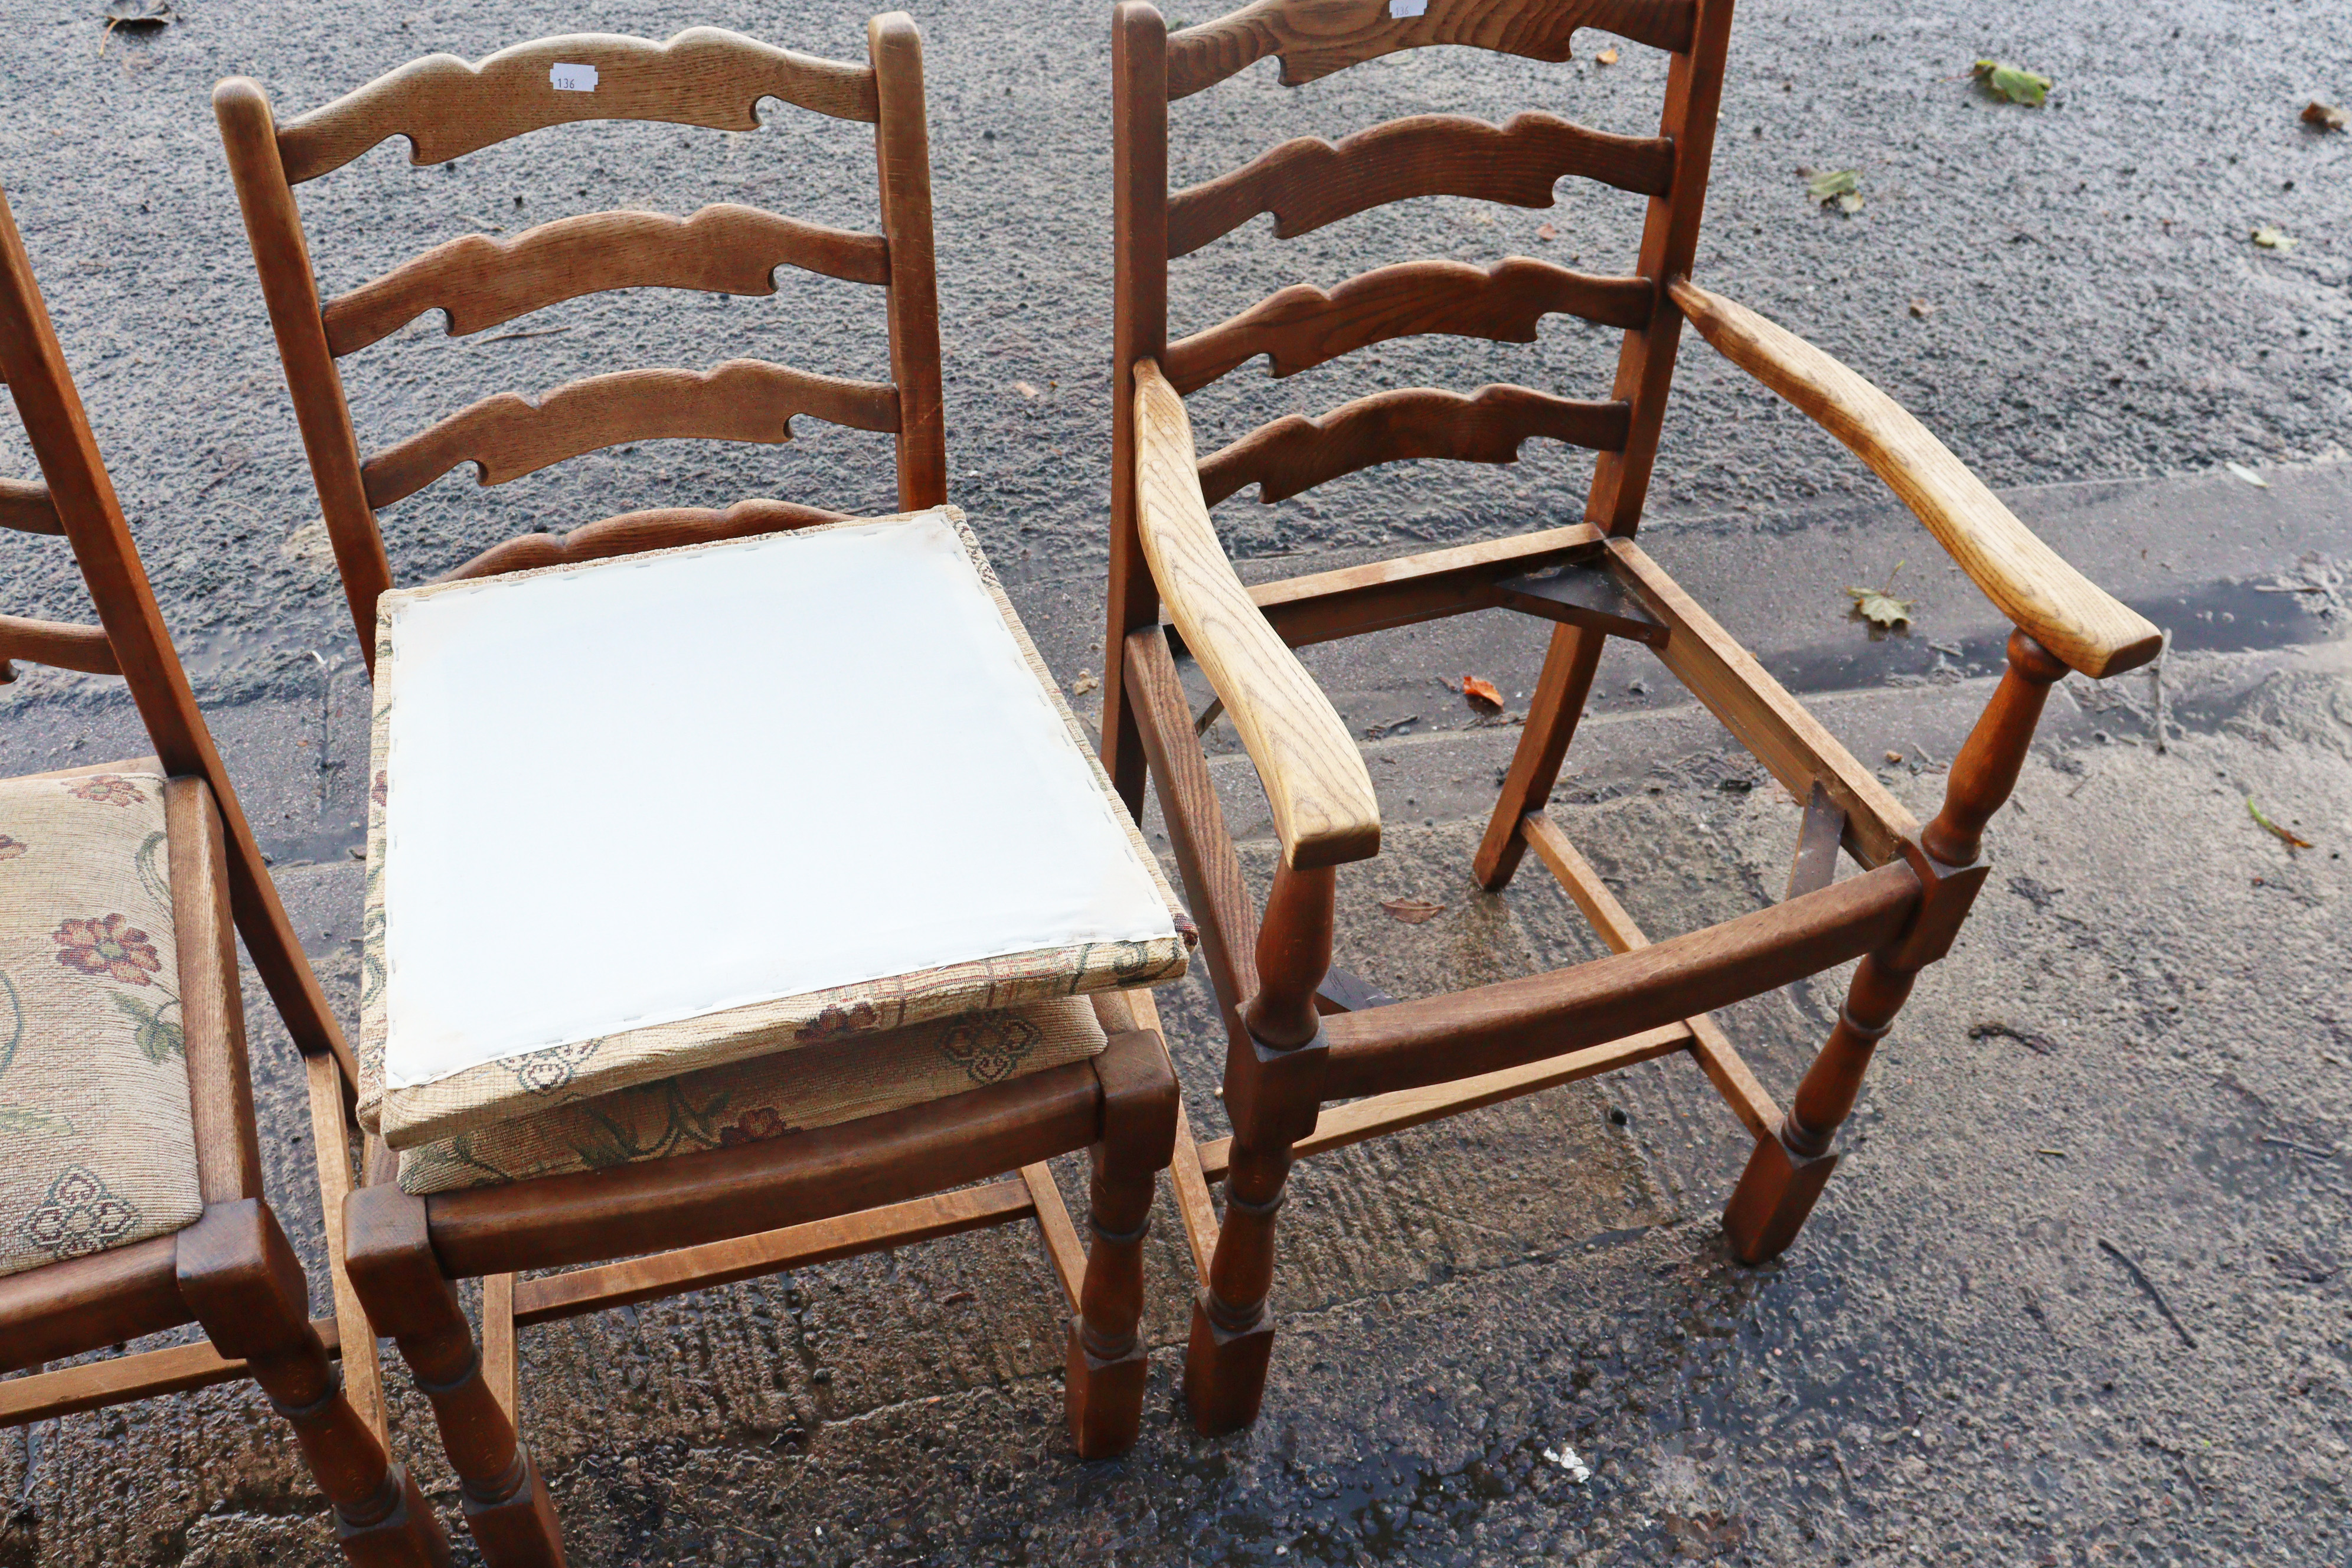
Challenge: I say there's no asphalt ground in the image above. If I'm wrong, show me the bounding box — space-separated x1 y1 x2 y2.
0 0 2348 1564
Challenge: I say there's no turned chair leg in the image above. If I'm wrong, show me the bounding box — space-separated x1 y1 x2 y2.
345 1186 564 1568
176 1200 452 1567
1474 622 1606 890
1721 954 1915 1263
1726 631 2070 1264
1184 863 1332 1435
1066 1034 1179 1457
1185 1140 1298 1434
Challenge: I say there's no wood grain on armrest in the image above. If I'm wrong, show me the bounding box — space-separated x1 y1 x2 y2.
1132 358 1380 869
1668 277 2162 678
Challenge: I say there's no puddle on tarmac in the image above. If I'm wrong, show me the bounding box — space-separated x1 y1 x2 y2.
1760 576 2342 698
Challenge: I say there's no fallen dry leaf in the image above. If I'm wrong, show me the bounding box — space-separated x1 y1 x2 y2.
1595 47 1619 65
1381 897 1448 925
1845 562 1914 629
1461 674 1504 714
2224 460 2269 489
99 0 171 54
1012 381 1043 400
1909 299 1934 318
2247 798 2314 851
2302 101 2347 132
1069 670 1099 697
1536 221 1557 242
1971 59 2052 106
1884 749 1906 765
2251 226 2297 251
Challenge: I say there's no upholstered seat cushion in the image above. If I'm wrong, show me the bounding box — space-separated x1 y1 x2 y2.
398 995 1105 1194
0 771 202 1280
364 507 1190 1149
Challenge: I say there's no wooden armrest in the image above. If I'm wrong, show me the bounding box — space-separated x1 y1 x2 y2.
1668 277 2162 678
1132 358 1379 869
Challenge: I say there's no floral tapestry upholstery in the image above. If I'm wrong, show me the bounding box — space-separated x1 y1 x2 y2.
361 508 1193 1149
0 772 202 1280
398 994 1107 1195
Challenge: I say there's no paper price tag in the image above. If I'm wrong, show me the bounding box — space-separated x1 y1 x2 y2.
549 63 599 92
1388 0 1428 16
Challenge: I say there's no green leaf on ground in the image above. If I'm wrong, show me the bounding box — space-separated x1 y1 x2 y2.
1972 60 2052 106
1845 561 1915 628
1805 169 1864 214
2251 226 2297 251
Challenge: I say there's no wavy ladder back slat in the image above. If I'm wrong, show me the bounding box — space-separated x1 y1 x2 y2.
322 205 892 357
1168 112 1673 257
275 28 879 185
1163 257 1653 396
220 16 946 666
436 498 851 583
1142 0 1706 521
0 184 355 1079
360 360 901 508
0 475 63 533
1164 0 1697 97
1195 384 1629 505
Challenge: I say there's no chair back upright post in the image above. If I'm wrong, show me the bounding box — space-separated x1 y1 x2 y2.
1584 0 1736 534
870 14 947 511
1103 2 1170 818
0 187 355 1082
218 21 945 669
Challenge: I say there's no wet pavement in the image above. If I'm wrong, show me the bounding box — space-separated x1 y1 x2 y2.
2 0 2350 1562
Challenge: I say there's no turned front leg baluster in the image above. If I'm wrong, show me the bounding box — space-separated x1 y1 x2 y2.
1185 860 1334 1434
1725 630 2068 1263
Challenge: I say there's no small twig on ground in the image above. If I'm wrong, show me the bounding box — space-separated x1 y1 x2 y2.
479 326 573 344
2248 798 2314 851
2097 1237 2197 1348
2066 765 2103 799
2150 628 2173 754
2260 1135 2340 1159
308 651 332 811
1969 1020 2059 1056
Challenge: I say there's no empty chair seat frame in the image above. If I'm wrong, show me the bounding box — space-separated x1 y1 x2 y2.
220 22 1182 1567
0 187 450 1567
1097 0 2164 1433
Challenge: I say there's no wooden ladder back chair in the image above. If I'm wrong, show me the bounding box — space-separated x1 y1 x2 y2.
215 25 1185 1568
215 19 945 667
1100 0 2166 1434
0 187 451 1567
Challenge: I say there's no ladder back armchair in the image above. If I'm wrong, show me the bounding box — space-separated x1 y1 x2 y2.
1098 0 2164 1435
